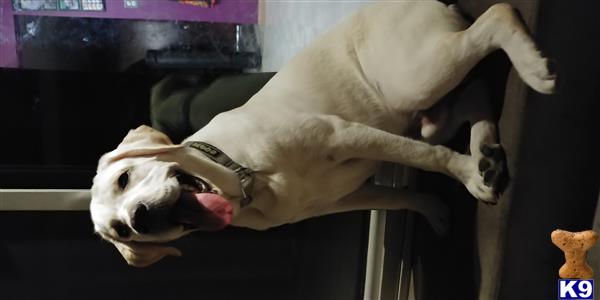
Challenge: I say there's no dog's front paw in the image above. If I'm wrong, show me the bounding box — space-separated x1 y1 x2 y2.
478 144 509 197
464 174 496 204
464 143 509 204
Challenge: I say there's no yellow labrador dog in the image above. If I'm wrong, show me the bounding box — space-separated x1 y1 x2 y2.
90 2 555 267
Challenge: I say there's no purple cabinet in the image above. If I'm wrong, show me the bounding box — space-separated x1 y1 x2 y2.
1 0 259 68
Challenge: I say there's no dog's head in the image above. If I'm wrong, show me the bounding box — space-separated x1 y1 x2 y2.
90 125 239 267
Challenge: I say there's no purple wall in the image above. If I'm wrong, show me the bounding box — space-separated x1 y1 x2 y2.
0 0 258 68
1 0 19 68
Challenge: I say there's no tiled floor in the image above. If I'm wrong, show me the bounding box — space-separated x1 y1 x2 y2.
259 1 369 71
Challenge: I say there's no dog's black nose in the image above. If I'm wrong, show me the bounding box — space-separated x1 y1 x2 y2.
111 220 131 238
131 204 170 234
131 204 150 234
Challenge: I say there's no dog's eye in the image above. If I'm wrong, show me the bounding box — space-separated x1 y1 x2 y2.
117 171 129 190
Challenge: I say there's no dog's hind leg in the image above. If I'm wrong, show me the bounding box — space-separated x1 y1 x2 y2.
447 4 556 97
460 4 556 94
374 3 555 112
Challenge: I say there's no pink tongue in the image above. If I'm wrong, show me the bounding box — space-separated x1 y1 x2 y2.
194 193 233 227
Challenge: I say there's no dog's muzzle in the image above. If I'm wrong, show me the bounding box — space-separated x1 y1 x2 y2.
132 171 233 235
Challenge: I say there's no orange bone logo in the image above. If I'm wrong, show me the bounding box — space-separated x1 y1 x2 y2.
551 229 598 279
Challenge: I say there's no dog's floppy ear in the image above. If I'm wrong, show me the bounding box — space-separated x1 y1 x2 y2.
99 125 182 169
112 240 182 268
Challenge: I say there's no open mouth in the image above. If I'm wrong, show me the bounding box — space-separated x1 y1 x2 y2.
168 170 233 231
175 170 214 193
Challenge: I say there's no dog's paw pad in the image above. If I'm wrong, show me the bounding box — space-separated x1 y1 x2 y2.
478 159 491 172
478 143 509 195
483 168 501 185
480 143 503 159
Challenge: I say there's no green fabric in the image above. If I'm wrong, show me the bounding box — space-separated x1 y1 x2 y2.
150 73 275 143
188 72 275 131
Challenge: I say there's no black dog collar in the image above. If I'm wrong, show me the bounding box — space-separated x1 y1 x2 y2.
184 141 254 207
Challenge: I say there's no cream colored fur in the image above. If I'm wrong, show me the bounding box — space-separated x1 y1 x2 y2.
90 2 555 267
